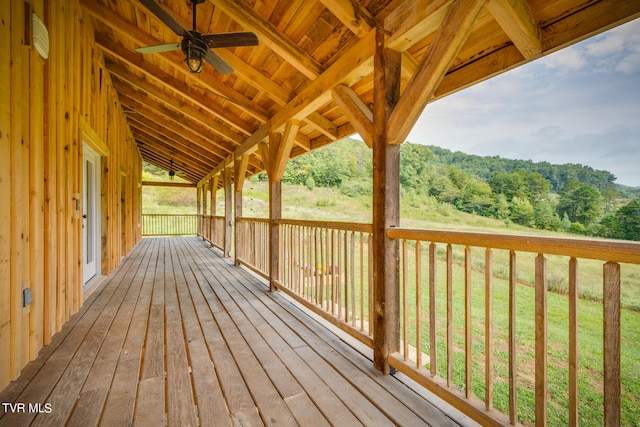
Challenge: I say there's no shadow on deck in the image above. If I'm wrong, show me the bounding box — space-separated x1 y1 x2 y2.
0 237 474 426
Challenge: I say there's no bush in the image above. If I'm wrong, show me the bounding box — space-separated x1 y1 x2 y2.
305 176 316 190
316 198 336 207
569 222 585 234
340 179 371 197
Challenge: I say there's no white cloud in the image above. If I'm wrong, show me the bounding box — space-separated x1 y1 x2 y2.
540 46 587 74
408 18 640 186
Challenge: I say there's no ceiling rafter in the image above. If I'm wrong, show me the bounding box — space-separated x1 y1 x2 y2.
132 129 215 176
82 0 269 122
99 40 257 136
104 57 246 144
387 0 489 144
119 96 228 163
486 0 542 59
332 84 373 147
210 0 324 79
317 0 378 38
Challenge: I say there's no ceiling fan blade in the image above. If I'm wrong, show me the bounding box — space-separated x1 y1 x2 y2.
135 43 181 54
204 49 234 74
202 32 259 49
138 0 187 36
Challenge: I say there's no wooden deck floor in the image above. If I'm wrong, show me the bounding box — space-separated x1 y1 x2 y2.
0 237 473 427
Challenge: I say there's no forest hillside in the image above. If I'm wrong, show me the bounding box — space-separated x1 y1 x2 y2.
143 138 640 241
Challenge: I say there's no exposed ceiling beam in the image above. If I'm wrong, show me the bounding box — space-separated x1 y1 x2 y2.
271 120 300 181
332 84 373 147
384 0 454 52
388 0 489 144
123 104 226 165
317 0 378 38
305 112 338 141
107 62 241 151
210 0 324 79
487 0 542 59
82 0 269 122
436 0 640 100
99 40 256 136
133 131 214 178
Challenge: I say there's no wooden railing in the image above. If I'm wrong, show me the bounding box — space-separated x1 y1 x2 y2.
387 228 640 426
199 215 225 249
142 214 198 236
236 217 270 278
275 219 374 347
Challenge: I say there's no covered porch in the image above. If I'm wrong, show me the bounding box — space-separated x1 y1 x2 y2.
0 237 471 427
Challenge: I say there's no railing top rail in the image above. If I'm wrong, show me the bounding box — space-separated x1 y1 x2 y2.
142 213 198 217
236 217 269 224
275 218 373 233
387 228 640 264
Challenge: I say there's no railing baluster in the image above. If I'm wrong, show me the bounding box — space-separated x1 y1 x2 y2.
568 257 578 427
402 240 409 360
603 261 621 427
465 246 472 398
535 254 548 427
350 231 356 327
429 242 437 377
485 248 493 411
360 231 365 332
416 241 422 369
509 250 518 425
447 243 453 387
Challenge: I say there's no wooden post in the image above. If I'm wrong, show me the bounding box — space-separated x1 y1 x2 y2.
603 262 621 426
224 164 232 258
268 131 282 292
0 0 12 387
371 29 401 374
197 183 202 236
208 176 218 247
234 155 249 265
535 254 548 427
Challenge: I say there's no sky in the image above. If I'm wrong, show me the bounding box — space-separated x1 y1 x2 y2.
407 18 640 187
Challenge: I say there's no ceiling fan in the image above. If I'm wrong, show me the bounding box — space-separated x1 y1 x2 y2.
135 0 258 74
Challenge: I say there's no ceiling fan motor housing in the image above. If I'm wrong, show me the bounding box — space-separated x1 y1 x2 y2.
182 32 208 73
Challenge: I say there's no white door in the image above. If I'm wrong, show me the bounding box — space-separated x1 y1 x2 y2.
82 145 101 287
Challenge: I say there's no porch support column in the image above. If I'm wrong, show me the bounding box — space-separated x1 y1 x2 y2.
202 179 209 240
223 164 232 258
197 183 202 236
372 28 401 374
210 176 218 216
268 131 282 292
209 176 218 247
234 155 249 265
267 120 299 292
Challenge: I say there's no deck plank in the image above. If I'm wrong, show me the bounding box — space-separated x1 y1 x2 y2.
99 239 159 427
66 238 158 427
0 237 466 427
0 239 150 427
172 239 233 427
165 239 198 427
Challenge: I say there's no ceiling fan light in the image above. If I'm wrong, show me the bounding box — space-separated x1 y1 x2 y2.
182 36 207 73
186 55 204 73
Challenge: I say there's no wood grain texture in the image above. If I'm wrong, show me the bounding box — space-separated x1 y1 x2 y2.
0 237 468 426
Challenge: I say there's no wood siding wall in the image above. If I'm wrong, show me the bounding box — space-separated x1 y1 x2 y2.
0 0 142 390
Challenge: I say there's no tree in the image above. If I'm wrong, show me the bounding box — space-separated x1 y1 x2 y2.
601 200 640 241
492 193 510 219
533 201 560 230
456 182 494 216
510 197 535 226
557 180 604 226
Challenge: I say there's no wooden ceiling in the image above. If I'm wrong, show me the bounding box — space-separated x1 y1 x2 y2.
81 0 640 185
